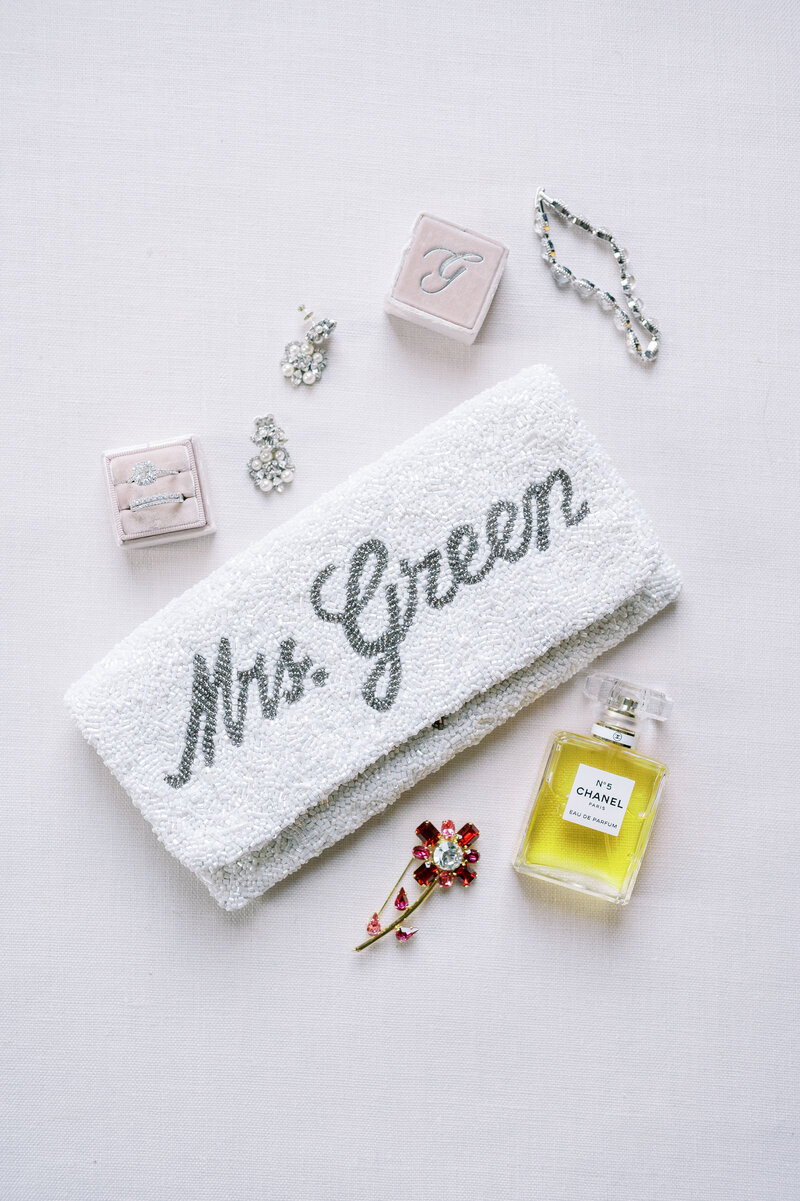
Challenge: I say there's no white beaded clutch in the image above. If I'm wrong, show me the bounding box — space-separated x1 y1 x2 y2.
66 366 680 909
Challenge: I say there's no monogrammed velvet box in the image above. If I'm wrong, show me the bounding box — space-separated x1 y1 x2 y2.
103 436 214 547
384 213 509 344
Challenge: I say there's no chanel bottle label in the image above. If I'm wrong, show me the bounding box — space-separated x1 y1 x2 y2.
563 763 636 836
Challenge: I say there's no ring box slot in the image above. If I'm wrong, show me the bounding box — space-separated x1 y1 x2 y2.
114 471 196 511
109 445 192 487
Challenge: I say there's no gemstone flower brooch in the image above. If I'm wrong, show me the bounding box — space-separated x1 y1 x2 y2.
354 819 480 951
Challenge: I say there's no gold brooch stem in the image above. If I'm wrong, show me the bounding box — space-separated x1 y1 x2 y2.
353 883 437 952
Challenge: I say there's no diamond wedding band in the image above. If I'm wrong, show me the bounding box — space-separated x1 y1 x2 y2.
125 459 184 487
130 491 184 512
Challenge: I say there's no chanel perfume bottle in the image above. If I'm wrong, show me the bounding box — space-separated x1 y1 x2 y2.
514 674 672 904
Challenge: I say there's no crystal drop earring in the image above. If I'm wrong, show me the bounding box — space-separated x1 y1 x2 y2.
246 414 295 494
280 304 336 388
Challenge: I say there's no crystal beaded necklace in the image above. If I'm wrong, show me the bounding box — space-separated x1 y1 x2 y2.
535 188 660 364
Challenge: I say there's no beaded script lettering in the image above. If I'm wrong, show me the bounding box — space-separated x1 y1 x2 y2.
311 468 588 711
165 636 328 789
165 467 588 786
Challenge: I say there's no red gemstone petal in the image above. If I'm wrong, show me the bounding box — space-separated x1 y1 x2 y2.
394 887 409 911
457 822 479 846
440 819 456 839
412 845 430 860
395 926 417 942
466 849 480 863
455 865 477 886
414 862 438 887
438 871 454 888
416 820 440 846
366 913 381 936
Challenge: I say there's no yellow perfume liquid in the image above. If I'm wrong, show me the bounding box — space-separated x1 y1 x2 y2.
513 674 671 904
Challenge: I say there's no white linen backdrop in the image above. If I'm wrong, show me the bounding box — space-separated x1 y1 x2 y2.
2 2 797 1198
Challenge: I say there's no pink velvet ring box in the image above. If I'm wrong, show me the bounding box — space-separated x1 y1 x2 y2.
384 213 509 344
103 436 215 547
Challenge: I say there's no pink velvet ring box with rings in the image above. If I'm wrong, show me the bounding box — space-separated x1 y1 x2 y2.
384 213 509 344
103 436 215 547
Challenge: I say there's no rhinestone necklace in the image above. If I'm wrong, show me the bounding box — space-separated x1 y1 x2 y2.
535 188 660 364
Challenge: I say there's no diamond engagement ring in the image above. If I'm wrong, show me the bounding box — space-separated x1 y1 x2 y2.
129 491 184 512
125 459 184 487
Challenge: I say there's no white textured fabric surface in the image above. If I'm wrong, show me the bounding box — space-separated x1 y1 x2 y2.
66 366 680 907
2 2 797 1199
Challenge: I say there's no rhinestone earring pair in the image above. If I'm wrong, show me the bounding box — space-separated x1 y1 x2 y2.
248 306 336 496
